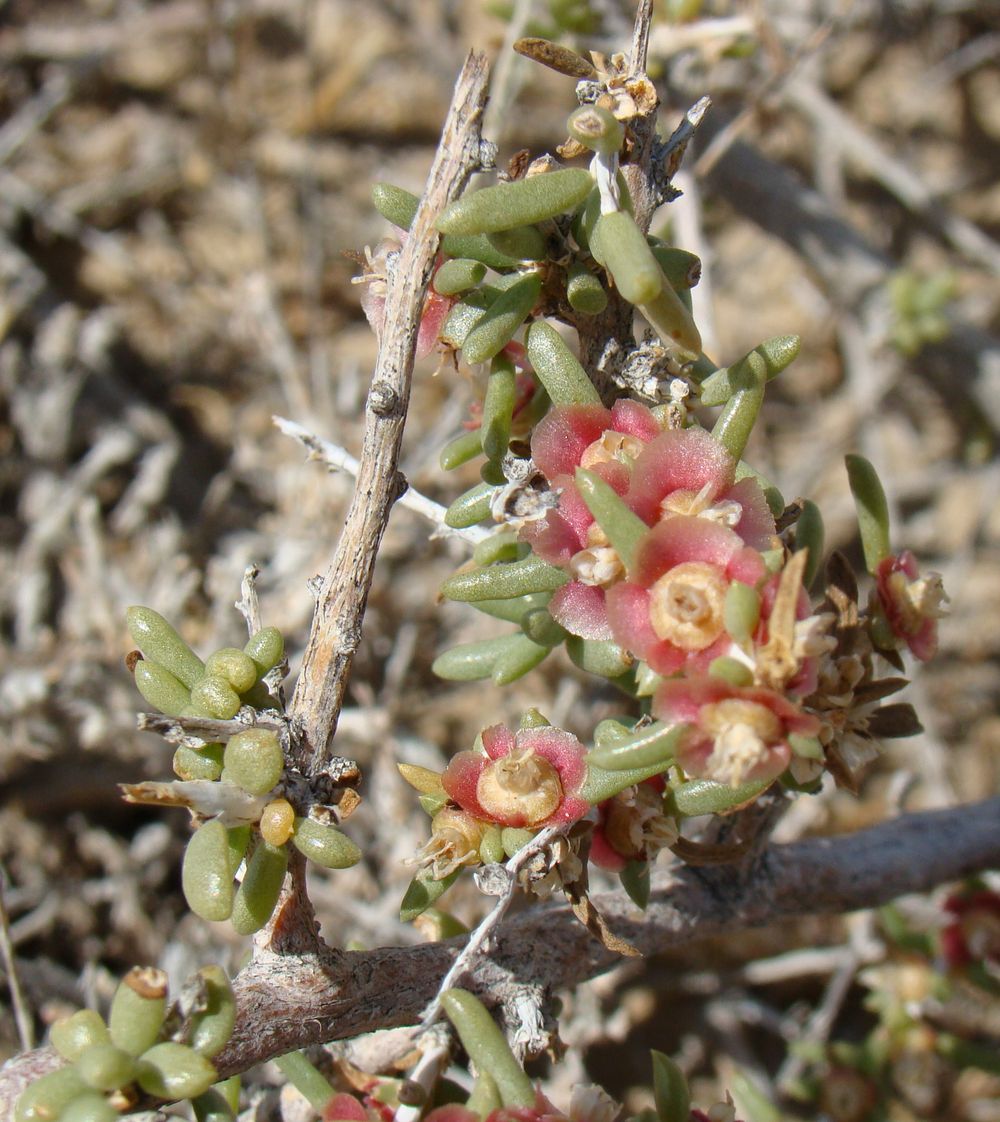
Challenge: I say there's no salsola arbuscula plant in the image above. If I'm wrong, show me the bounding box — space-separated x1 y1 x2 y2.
4 4 998 1122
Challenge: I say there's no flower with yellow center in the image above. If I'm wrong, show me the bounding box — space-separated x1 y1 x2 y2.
579 430 645 470
413 808 485 880
476 746 563 827
699 698 783 786
648 561 728 650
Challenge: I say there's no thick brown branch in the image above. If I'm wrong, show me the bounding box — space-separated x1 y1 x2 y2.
288 52 490 774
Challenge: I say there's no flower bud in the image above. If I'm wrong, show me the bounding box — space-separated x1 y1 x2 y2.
204 648 258 694
259 798 296 846
437 168 593 236
291 818 362 869
132 660 192 716
189 675 242 720
126 607 205 689
230 840 288 935
222 728 284 796
182 820 235 922
525 320 601 405
136 1042 217 1100
567 104 624 154
108 967 168 1056
50 1010 111 1062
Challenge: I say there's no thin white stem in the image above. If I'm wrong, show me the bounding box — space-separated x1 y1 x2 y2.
274 416 491 546
393 1031 451 1122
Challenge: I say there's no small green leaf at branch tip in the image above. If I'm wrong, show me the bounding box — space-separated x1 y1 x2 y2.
795 499 825 587
711 381 765 462
244 626 284 676
51 1010 112 1062
567 104 624 154
441 553 568 602
437 168 594 236
400 868 461 922
15 1069 88 1122
204 648 257 694
445 481 496 529
473 531 524 567
845 453 892 572
439 989 536 1108
188 966 237 1059
698 335 801 407
650 1051 690 1122
525 319 601 405
502 827 536 857
371 182 419 230
479 825 505 864
133 659 191 716
462 271 543 366
193 1088 237 1122
668 777 771 817
466 1071 503 1120
520 608 567 648
189 675 242 720
576 468 647 573
586 723 681 771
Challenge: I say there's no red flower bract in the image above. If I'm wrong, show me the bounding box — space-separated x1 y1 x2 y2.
442 724 589 829
875 550 947 661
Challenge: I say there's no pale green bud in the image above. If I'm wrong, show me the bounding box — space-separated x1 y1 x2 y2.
126 607 205 689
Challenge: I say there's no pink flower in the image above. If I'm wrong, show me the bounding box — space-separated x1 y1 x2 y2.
654 677 821 787
520 401 664 641
442 724 590 829
606 516 768 675
941 889 1000 968
323 1094 393 1122
874 550 948 661
625 427 776 551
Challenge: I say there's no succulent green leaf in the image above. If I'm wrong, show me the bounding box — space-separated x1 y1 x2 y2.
57 1093 118 1122
273 1052 337 1113
707 656 754 687
291 818 361 869
845 453 892 572
647 244 701 292
50 1010 111 1062
137 1042 217 1100
711 380 765 462
566 261 608 315
187 966 237 1058
15 1068 88 1122
668 777 771 817
639 278 702 357
501 827 536 856
193 1088 237 1122
724 581 761 644
132 660 192 716
593 210 662 306
619 860 651 910
226 826 251 873
482 353 517 466
440 428 485 472
183 821 235 922
461 271 542 366
575 468 647 574
76 1044 137 1092
479 825 506 865
472 531 525 567
189 675 242 720
204 648 258 694
433 633 528 682
173 743 225 782
491 634 550 684
520 608 567 648
586 722 681 771
231 840 288 936
399 868 461 922
470 592 550 623
698 335 801 407
444 481 496 529
733 459 784 517
439 989 535 1108
441 233 523 270
371 182 419 230
434 257 488 296
108 967 168 1056
795 499 825 588
466 1071 503 1120
441 553 568 601
126 607 206 689
650 1051 690 1122
525 319 601 405
581 757 678 804
244 627 284 676
438 168 593 236
222 729 284 796
487 225 547 262
565 636 634 679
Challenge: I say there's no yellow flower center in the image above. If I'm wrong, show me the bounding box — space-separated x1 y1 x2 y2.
580 430 644 470
660 484 743 528
476 746 563 826
699 699 783 786
416 808 484 879
648 561 728 650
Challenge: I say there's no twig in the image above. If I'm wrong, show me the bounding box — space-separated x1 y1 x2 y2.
0 865 33 1051
273 416 491 546
393 1029 451 1122
235 564 263 636
420 825 564 1029
287 52 490 775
